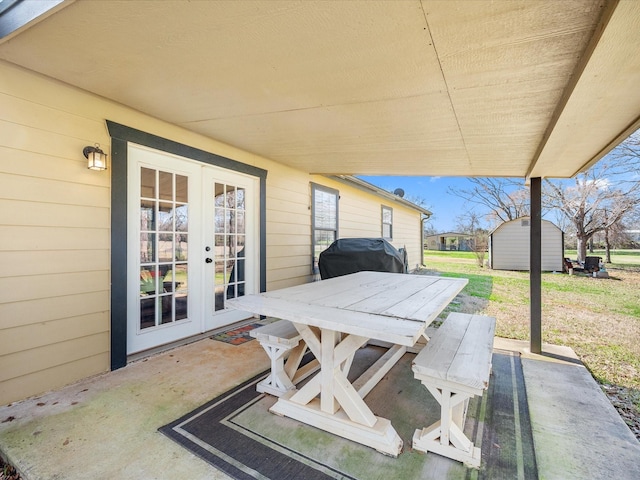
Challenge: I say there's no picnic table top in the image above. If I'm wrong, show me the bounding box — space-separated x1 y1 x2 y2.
227 271 468 346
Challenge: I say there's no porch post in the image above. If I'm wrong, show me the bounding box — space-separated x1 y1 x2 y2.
530 177 542 354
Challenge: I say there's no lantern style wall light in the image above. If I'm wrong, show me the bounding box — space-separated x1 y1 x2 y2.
83 143 107 170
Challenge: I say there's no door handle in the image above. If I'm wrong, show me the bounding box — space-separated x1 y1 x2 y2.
205 258 213 263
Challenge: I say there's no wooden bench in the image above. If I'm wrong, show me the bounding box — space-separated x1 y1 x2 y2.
250 319 319 397
411 312 496 468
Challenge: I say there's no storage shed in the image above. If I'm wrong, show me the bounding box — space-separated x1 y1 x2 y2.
489 218 564 272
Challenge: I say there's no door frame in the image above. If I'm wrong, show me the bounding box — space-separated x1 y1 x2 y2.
107 121 267 370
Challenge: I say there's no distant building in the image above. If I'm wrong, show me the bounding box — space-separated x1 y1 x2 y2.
425 232 473 251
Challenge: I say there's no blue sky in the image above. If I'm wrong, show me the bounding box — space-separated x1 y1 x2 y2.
358 176 474 232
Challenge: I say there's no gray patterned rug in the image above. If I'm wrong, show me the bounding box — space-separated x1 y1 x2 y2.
160 347 537 479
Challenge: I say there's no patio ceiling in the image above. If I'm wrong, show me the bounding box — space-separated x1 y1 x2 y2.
1 0 639 179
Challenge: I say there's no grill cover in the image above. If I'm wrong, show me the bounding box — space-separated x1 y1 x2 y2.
318 238 407 280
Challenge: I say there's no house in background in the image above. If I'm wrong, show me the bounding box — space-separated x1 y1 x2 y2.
425 233 473 251
1 1 639 405
489 218 564 272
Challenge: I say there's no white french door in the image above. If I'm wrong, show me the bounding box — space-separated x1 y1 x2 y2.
202 166 258 330
127 144 258 354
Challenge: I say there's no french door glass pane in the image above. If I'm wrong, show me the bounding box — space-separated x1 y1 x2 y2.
158 233 173 262
140 199 155 230
176 233 188 261
139 167 189 330
213 182 246 311
175 204 188 231
175 174 188 203
141 168 156 198
140 297 155 330
140 233 155 263
159 171 172 200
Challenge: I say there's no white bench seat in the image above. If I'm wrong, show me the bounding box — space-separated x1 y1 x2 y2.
250 319 319 396
411 312 496 468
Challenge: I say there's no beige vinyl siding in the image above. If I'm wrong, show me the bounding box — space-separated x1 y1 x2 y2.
265 162 313 290
338 194 377 237
490 219 563 271
1 65 112 405
392 206 423 269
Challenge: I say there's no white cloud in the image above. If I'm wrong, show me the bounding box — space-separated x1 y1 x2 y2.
585 178 611 190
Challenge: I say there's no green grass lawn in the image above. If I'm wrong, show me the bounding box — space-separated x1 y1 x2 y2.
421 250 640 398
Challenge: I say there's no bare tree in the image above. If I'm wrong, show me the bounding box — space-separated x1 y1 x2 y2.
544 135 640 262
455 212 489 267
601 219 627 263
403 193 429 209
448 178 530 224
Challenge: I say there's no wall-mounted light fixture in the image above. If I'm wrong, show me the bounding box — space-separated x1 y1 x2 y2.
83 143 107 170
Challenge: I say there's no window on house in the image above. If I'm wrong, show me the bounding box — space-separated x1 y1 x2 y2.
382 206 393 239
311 184 338 274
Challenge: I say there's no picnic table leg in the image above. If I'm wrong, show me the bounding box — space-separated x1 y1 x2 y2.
286 342 320 385
270 325 403 456
321 329 339 414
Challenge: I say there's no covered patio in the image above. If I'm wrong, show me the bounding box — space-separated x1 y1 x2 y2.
3 0 639 354
1 1 640 478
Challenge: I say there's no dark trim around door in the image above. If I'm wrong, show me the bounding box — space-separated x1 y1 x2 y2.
107 121 268 370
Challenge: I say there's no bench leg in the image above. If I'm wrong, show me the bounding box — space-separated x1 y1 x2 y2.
256 340 320 397
412 385 481 468
256 343 297 397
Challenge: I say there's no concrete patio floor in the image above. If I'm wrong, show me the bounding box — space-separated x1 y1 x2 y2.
1 333 639 480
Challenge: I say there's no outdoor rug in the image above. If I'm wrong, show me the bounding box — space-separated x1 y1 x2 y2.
160 347 538 480
210 319 277 345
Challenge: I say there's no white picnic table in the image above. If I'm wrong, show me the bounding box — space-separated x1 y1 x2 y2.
226 271 468 456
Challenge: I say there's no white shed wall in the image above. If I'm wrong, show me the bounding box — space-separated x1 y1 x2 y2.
490 219 563 271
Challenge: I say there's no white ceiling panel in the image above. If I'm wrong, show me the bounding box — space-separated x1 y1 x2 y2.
1 0 638 179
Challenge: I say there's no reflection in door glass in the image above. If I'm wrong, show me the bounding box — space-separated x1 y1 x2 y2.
139 167 189 330
159 171 173 201
140 233 155 263
141 168 156 198
213 183 246 311
174 264 188 320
